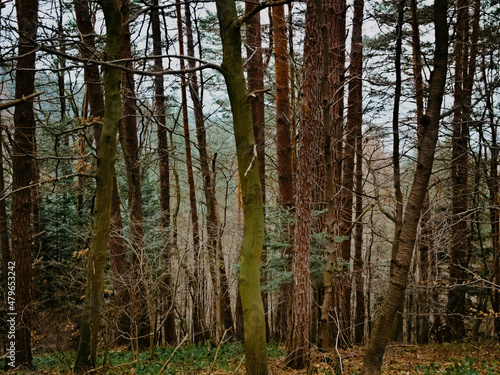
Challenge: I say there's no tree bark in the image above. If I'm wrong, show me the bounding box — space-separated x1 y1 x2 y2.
287 0 320 368
117 0 150 349
151 0 176 345
11 0 39 365
348 0 365 345
319 0 349 349
272 1 294 343
363 0 448 371
446 0 479 340
215 0 267 372
175 0 203 343
74 0 122 369
410 0 431 345
390 0 406 343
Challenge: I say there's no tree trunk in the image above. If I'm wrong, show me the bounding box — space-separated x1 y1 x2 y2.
409 0 431 345
151 0 176 345
73 0 104 144
175 0 203 343
362 0 448 371
447 0 479 340
109 175 131 342
287 0 320 366
245 0 266 203
272 1 294 344
319 0 349 349
11 0 39 366
117 0 150 349
390 0 406 343
74 0 122 369
348 0 365 345
245 0 268 342
214 0 267 372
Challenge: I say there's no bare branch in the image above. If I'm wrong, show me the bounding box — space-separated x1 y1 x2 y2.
0 91 44 111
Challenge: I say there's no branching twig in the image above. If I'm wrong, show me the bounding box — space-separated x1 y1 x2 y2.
157 334 189 375
208 329 231 375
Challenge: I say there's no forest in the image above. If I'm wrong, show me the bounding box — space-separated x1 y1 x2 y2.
0 0 499 373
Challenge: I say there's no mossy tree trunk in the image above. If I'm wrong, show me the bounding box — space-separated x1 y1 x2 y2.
214 0 267 373
74 0 122 370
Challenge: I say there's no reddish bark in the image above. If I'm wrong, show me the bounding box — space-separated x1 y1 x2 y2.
287 0 320 367
12 0 39 365
348 0 365 345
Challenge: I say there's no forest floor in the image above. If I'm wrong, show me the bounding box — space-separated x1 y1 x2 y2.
5 341 500 374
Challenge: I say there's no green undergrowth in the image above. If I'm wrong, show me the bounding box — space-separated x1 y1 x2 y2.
415 358 500 375
20 341 286 374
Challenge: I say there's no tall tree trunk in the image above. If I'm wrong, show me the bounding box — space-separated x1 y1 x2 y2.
273 1 294 343
410 0 431 345
287 0 320 367
349 0 365 345
245 0 268 341
74 0 131 343
175 0 203 343
390 0 406 343
117 0 150 349
151 0 176 345
214 0 267 372
74 0 131 344
74 0 122 369
362 0 448 371
11 0 39 366
446 0 479 340
319 0 348 349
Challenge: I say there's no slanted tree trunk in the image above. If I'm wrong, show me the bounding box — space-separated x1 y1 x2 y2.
362 0 448 371
150 0 176 346
12 0 39 366
74 0 122 369
214 0 267 372
348 0 365 345
74 0 131 344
